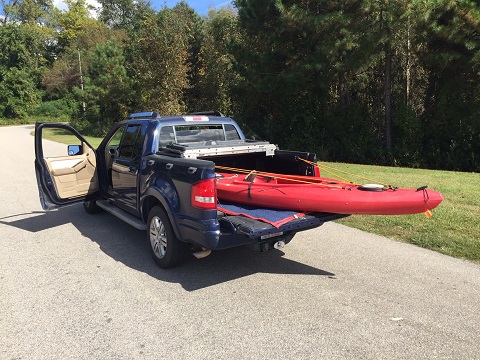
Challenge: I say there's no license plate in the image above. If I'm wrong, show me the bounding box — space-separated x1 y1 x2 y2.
261 232 283 240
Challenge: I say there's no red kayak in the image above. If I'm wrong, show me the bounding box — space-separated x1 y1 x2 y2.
215 172 444 215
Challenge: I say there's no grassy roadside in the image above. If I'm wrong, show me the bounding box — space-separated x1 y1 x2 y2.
324 162 479 263
36 128 104 148
0 115 69 126
13 115 104 148
32 128 479 262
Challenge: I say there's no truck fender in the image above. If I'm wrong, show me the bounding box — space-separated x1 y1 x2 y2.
140 186 183 241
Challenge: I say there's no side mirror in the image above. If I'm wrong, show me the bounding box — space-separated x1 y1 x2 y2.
68 145 82 156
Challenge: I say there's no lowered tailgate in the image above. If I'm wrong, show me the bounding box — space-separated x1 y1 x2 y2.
217 212 349 250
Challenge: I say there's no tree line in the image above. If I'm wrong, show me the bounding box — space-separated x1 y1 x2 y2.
1 0 479 171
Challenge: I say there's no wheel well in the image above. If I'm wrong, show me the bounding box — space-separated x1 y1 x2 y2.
142 196 162 223
142 196 183 241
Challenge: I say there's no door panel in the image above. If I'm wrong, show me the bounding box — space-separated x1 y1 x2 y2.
44 142 98 199
35 122 99 210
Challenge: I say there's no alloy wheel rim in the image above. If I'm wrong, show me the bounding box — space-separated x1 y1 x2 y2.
150 216 167 259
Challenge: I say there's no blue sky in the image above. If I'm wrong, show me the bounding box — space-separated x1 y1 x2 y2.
154 1 234 14
52 1 234 16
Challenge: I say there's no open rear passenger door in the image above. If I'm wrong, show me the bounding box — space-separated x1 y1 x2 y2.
34 123 99 210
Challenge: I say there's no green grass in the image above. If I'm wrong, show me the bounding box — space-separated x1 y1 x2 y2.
323 162 480 263
34 128 104 148
0 115 69 126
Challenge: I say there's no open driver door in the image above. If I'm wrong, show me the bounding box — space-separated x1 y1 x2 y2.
34 123 99 210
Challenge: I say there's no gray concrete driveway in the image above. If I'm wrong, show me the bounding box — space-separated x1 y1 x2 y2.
1 125 479 359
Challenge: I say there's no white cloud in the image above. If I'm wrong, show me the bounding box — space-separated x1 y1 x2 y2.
215 1 232 7
53 0 101 18
52 0 67 11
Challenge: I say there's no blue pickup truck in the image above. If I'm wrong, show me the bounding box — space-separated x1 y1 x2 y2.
35 111 347 268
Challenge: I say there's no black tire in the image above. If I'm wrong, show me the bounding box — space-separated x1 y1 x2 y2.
147 206 187 268
83 200 102 214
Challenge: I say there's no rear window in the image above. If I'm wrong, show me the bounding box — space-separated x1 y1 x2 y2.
225 124 241 140
158 124 241 147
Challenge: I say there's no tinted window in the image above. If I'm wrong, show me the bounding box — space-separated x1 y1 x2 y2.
118 124 142 159
159 126 175 148
133 130 145 161
225 124 240 140
175 125 225 143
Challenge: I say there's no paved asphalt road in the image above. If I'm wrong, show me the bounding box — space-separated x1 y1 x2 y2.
1 125 479 359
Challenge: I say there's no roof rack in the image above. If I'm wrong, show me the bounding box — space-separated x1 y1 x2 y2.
188 110 225 117
127 111 160 119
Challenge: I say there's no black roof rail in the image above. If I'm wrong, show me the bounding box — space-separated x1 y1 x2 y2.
127 111 160 119
188 110 225 117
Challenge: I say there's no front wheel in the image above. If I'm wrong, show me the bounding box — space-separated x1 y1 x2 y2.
83 200 102 214
147 206 187 268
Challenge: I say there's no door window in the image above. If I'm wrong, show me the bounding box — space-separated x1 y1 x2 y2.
118 124 142 159
117 124 146 167
107 126 125 148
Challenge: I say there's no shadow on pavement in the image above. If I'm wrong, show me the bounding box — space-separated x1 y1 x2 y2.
1 205 335 291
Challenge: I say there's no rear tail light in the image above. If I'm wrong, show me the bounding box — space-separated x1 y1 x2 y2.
191 178 217 209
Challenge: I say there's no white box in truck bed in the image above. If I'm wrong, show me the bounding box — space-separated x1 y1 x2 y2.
167 141 278 159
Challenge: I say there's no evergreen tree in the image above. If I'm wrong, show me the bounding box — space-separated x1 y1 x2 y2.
418 0 480 170
75 39 131 134
194 6 239 115
232 0 373 154
172 1 205 113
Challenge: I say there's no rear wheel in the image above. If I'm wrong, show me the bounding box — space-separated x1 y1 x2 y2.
147 206 187 268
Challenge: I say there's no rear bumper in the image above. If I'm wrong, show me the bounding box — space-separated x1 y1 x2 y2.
177 212 349 250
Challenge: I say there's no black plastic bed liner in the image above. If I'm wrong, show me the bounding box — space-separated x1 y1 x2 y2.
216 211 349 250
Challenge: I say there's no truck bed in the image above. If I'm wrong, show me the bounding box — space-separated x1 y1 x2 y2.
156 138 343 251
